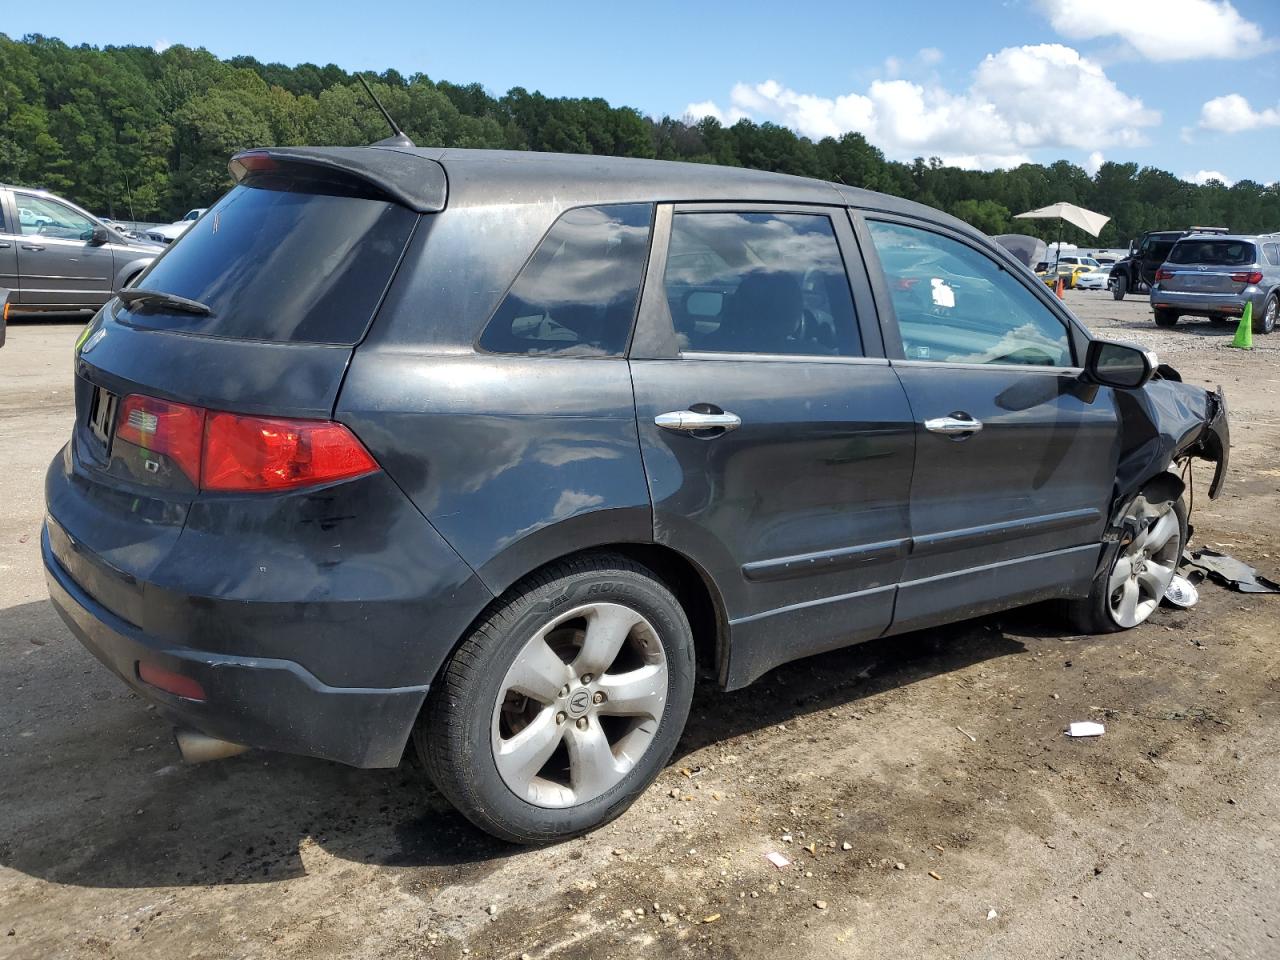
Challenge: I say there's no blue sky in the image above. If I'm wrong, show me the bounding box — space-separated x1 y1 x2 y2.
8 0 1279 184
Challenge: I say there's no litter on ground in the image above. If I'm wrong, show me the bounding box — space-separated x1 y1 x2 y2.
1066 721 1106 738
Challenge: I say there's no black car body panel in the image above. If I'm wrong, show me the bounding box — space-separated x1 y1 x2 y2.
43 147 1231 767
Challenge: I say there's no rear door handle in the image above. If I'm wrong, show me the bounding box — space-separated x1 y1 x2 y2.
924 413 983 436
655 409 742 434
0 241 10 248
21 244 44 251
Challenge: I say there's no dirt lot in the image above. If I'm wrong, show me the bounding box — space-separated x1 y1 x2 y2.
2 291 1278 960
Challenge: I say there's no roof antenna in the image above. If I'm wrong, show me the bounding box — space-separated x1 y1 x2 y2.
357 74 416 148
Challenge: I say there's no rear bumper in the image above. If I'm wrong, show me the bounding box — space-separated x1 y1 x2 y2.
1149 287 1267 317
43 524 427 768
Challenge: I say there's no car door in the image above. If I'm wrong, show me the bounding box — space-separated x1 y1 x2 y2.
12 192 115 306
856 214 1120 633
629 204 916 689
0 191 19 296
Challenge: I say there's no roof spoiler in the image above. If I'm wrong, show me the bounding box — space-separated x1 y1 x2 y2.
228 147 447 213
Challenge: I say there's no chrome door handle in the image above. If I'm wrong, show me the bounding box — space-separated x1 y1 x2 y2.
21 244 44 251
0 241 10 248
655 410 742 433
924 414 983 436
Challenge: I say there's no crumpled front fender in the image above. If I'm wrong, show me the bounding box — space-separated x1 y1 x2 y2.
1091 371 1228 579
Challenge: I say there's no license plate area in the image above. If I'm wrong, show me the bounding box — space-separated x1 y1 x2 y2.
88 386 118 450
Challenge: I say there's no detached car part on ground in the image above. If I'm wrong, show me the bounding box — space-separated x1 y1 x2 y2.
42 147 1230 843
1149 233 1280 333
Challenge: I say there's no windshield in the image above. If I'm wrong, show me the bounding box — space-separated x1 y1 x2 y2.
1168 239 1257 266
118 179 417 343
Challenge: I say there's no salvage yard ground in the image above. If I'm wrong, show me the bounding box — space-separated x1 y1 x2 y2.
2 291 1278 960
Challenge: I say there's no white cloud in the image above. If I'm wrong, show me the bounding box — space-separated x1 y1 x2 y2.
1199 93 1280 133
684 44 1158 170
1037 0 1272 61
918 47 944 65
153 39 172 53
1184 169 1235 187
1084 151 1105 176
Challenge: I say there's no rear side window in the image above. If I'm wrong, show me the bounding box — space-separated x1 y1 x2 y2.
1167 239 1257 266
478 204 652 357
1263 243 1279 266
664 212 860 356
118 180 418 344
868 219 1071 368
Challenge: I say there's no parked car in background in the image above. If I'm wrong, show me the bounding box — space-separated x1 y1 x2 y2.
145 207 207 244
1035 257 1097 289
1150 233 1280 333
1110 227 1229 300
43 146 1229 842
0 184 163 315
1076 264 1113 290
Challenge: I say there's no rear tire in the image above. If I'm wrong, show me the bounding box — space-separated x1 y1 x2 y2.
1067 494 1187 635
1255 295 1277 335
417 554 695 843
1111 275 1127 300
1154 309 1178 327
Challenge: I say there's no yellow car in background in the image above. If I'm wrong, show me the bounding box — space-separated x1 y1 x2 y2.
1035 255 1102 290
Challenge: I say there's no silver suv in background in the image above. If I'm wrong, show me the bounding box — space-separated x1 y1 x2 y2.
0 184 163 316
1150 233 1280 334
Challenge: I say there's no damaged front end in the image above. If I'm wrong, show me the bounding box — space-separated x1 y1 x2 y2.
1098 363 1229 575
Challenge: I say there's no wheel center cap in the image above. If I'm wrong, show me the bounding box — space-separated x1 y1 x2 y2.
566 688 591 718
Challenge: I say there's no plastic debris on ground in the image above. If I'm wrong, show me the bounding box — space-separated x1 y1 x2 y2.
1183 548 1280 594
765 851 790 869
1163 573 1199 608
1066 721 1105 738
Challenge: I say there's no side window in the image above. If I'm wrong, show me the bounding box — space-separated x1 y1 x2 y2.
1265 243 1280 267
867 220 1072 368
16 195 93 240
478 203 652 357
664 212 861 357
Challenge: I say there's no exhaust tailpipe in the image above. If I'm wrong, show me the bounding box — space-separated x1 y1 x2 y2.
174 728 250 764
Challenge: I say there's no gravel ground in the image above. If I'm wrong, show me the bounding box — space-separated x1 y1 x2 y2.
2 291 1278 960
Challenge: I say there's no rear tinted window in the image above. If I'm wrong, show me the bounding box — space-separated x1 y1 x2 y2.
1168 239 1257 266
665 212 860 356
118 181 417 344
478 204 652 357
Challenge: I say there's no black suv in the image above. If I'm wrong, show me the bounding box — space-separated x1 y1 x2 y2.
43 147 1229 842
1110 226 1229 300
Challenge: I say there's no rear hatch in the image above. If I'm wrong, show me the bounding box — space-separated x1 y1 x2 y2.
49 153 433 617
1160 238 1259 294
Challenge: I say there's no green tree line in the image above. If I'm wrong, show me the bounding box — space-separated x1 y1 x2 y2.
3 33 1277 247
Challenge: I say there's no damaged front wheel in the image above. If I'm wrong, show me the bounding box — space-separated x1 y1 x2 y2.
1068 494 1188 633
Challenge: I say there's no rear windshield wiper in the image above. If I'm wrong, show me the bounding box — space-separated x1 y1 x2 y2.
116 288 214 316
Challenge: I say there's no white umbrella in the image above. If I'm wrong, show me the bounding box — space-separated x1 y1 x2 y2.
1014 202 1111 273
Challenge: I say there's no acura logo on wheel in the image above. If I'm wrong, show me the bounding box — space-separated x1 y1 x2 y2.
568 690 590 716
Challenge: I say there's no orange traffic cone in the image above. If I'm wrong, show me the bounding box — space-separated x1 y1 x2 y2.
1055 276 1066 300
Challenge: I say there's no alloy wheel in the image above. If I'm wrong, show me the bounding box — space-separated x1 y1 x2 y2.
1108 496 1181 628
491 602 668 808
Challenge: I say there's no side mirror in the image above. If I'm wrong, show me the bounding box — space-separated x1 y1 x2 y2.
88 225 111 245
1084 339 1157 390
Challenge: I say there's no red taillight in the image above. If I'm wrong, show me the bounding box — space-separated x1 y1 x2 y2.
138 661 207 701
114 394 379 492
202 411 378 492
1155 267 1175 282
1231 271 1263 285
115 394 206 483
